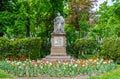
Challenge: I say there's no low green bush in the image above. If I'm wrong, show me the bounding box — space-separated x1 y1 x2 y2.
0 37 10 59
0 37 42 60
1 37 119 61
40 37 51 58
74 38 99 58
65 26 78 57
100 38 120 63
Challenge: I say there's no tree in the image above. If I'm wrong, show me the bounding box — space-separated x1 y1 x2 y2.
0 0 15 37
90 1 120 38
0 0 65 38
66 0 97 38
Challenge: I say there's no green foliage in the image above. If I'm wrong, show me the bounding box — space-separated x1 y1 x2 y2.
74 38 99 58
100 38 120 63
79 18 91 38
0 37 10 60
0 69 13 78
40 37 51 58
50 0 64 15
65 25 78 56
66 0 92 38
0 11 16 37
0 0 65 38
0 37 42 60
90 2 120 38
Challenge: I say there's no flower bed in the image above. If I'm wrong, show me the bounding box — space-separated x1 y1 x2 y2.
0 59 117 77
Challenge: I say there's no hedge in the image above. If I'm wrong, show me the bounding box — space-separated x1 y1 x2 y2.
74 38 99 58
0 37 119 62
0 37 42 60
100 38 120 63
0 37 10 59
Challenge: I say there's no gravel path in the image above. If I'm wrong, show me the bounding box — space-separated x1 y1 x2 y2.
14 75 88 79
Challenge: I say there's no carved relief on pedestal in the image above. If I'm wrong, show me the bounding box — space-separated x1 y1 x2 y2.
53 37 63 46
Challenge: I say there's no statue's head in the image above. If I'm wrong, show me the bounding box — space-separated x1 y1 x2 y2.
57 12 60 16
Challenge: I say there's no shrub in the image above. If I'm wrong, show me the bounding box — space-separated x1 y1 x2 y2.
0 37 11 59
74 38 99 58
65 26 77 58
40 37 51 58
100 38 120 63
0 37 42 60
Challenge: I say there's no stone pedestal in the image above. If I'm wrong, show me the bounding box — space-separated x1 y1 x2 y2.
51 33 66 55
43 33 72 62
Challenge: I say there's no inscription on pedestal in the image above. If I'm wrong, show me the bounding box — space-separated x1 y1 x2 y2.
54 37 63 46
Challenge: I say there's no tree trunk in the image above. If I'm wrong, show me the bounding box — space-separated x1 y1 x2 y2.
26 18 30 37
76 16 80 38
0 0 3 11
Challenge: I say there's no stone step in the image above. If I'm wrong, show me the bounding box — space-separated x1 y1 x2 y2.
43 58 73 62
51 53 66 56
43 55 73 62
46 55 71 59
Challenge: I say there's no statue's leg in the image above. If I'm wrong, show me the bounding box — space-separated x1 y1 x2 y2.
61 26 64 33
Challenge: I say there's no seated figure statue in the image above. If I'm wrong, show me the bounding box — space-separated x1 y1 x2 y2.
53 13 65 33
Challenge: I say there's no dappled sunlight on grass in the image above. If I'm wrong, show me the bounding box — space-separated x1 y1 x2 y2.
88 65 120 79
0 69 13 78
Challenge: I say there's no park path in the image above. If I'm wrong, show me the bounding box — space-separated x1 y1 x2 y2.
14 75 88 79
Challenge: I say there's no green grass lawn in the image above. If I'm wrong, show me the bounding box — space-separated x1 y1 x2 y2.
88 65 120 79
0 69 13 78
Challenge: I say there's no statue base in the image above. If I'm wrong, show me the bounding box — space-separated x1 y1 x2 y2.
43 33 73 62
